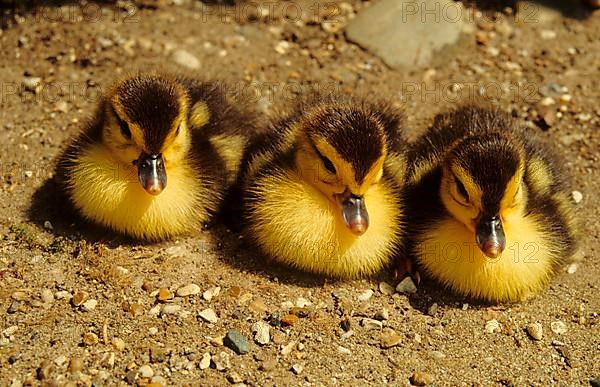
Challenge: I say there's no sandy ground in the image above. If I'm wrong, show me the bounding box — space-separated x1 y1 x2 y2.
0 1 599 386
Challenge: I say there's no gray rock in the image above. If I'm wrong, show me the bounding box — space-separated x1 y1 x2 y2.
346 0 467 68
396 277 417 294
224 330 250 355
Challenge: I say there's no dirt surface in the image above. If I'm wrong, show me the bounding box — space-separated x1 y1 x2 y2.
0 1 599 386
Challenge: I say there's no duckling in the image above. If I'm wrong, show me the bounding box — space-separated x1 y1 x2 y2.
241 95 408 278
406 105 578 302
58 73 259 240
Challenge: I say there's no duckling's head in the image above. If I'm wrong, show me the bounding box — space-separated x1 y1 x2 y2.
103 74 191 195
440 132 526 258
293 104 388 236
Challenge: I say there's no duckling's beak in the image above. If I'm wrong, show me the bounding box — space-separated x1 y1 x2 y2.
475 215 506 259
136 153 167 195
336 190 369 236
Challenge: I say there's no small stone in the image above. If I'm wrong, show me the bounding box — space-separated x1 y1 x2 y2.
427 303 439 316
72 291 89 306
361 318 383 330
224 330 250 355
148 327 159 335
40 289 54 304
83 332 99 346
55 101 68 113
212 351 231 371
410 371 434 386
68 357 83 373
157 288 173 302
129 303 144 317
203 286 221 301
149 305 161 317
567 263 578 274
142 280 153 292
572 191 583 204
374 308 389 321
381 327 402 348
430 351 446 360
396 277 417 294
280 341 296 356
252 321 270 345
379 282 395 295
101 352 115 368
485 319 500 334
3 326 18 337
199 308 219 323
275 40 290 54
358 289 374 302
150 347 167 363
112 337 126 351
539 97 556 106
291 363 303 375
295 297 312 308
172 49 201 70
297 342 305 351
229 286 241 298
54 290 71 300
82 299 97 312
199 353 211 370
227 371 244 384
527 322 544 340
260 358 277 371
22 76 42 93
138 364 154 378
540 29 557 40
551 321 567 335
176 284 200 297
54 355 67 366
249 299 269 314
161 304 181 315
281 314 299 326
337 346 351 355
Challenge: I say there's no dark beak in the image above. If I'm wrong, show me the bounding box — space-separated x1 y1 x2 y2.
136 153 167 195
475 215 505 258
336 190 369 236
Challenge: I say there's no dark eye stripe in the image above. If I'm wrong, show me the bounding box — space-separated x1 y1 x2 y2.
112 107 131 140
454 175 469 202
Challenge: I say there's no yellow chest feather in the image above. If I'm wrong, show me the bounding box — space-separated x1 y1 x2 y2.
247 170 403 278
416 214 557 302
68 145 205 240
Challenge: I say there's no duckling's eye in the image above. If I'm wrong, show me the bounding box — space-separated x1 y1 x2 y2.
319 154 336 175
454 176 469 202
116 115 132 140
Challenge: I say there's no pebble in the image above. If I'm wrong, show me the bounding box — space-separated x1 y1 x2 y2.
54 355 67 367
172 49 201 69
485 319 501 334
161 304 181 315
199 308 219 323
157 288 173 302
198 353 211 370
551 321 567 335
379 282 395 295
212 351 231 371
112 337 126 351
337 346 351 355
274 40 290 54
3 326 18 337
410 371 434 386
260 358 278 371
148 327 159 335
291 363 303 375
396 277 417 294
227 371 244 384
176 284 200 297
22 76 42 93
252 321 270 345
572 191 583 204
203 286 221 301
281 314 299 326
54 290 71 300
374 308 389 321
82 299 97 312
11 291 28 301
69 357 83 373
540 29 557 40
72 291 89 306
527 322 544 341
567 263 578 274
539 97 556 106
280 341 296 356
40 289 54 304
380 328 402 348
427 303 439 316
83 332 99 346
361 318 383 331
224 330 250 355
358 289 374 302
249 299 269 314
138 364 154 378
295 297 312 308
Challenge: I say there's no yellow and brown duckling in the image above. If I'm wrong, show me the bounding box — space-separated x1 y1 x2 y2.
58 72 259 240
406 105 578 302
241 95 408 278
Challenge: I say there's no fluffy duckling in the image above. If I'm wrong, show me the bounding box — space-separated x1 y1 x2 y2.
59 73 259 240
406 105 578 302
241 95 408 278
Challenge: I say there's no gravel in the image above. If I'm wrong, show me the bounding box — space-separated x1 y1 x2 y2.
527 323 544 341
224 330 250 355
